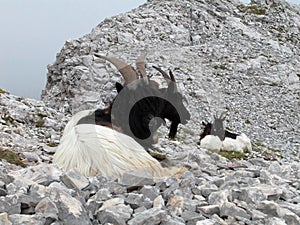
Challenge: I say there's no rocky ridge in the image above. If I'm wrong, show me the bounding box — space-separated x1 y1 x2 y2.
1 0 300 224
41 0 300 158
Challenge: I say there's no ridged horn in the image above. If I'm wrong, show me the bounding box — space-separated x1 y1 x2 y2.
168 69 176 83
136 52 147 78
214 112 226 121
153 66 177 91
94 53 138 84
152 66 170 81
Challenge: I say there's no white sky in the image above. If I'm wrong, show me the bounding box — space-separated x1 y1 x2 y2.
0 0 299 99
0 0 146 99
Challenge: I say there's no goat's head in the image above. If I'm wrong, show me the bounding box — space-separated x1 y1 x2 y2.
94 53 190 146
211 113 226 140
200 113 226 141
152 66 190 138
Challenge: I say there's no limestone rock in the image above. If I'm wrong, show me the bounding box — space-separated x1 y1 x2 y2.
118 170 155 187
220 202 251 220
128 208 167 225
61 170 90 190
1 0 300 224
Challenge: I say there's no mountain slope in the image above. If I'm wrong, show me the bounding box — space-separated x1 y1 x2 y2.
0 0 300 224
41 0 299 158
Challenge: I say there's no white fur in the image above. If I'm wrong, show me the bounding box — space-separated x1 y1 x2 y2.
62 109 94 137
222 133 252 153
222 137 242 152
200 135 222 151
54 111 179 178
201 133 252 153
236 133 252 152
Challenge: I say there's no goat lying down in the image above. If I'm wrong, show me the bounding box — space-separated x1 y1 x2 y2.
199 114 252 153
53 110 181 178
54 53 189 177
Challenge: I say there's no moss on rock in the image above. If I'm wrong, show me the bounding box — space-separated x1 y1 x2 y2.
0 148 27 167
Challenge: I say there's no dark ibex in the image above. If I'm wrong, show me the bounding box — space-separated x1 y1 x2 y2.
79 53 190 147
53 54 189 177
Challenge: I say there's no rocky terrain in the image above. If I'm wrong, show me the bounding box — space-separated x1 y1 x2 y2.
0 0 299 224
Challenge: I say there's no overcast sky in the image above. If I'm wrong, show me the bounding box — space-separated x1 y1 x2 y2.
0 0 299 99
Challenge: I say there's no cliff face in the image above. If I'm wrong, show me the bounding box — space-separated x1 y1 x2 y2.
41 0 299 154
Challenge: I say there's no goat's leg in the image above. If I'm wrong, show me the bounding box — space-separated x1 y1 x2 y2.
169 122 178 139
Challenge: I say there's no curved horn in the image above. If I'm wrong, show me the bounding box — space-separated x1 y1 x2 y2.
220 111 227 121
152 66 170 81
153 66 177 92
214 112 227 121
168 70 177 92
136 52 147 78
94 53 138 84
168 70 176 83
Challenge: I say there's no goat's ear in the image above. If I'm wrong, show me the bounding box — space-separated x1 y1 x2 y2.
115 82 124 93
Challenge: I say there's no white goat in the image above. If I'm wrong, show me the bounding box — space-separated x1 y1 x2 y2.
199 115 252 153
53 110 181 178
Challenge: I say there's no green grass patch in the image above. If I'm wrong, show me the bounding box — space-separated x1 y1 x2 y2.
149 151 167 160
218 150 246 160
252 142 283 160
46 142 59 147
0 149 27 167
237 5 267 15
271 26 286 33
245 119 251 124
37 113 47 118
270 82 280 87
148 147 167 161
36 119 45 127
213 64 228 70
